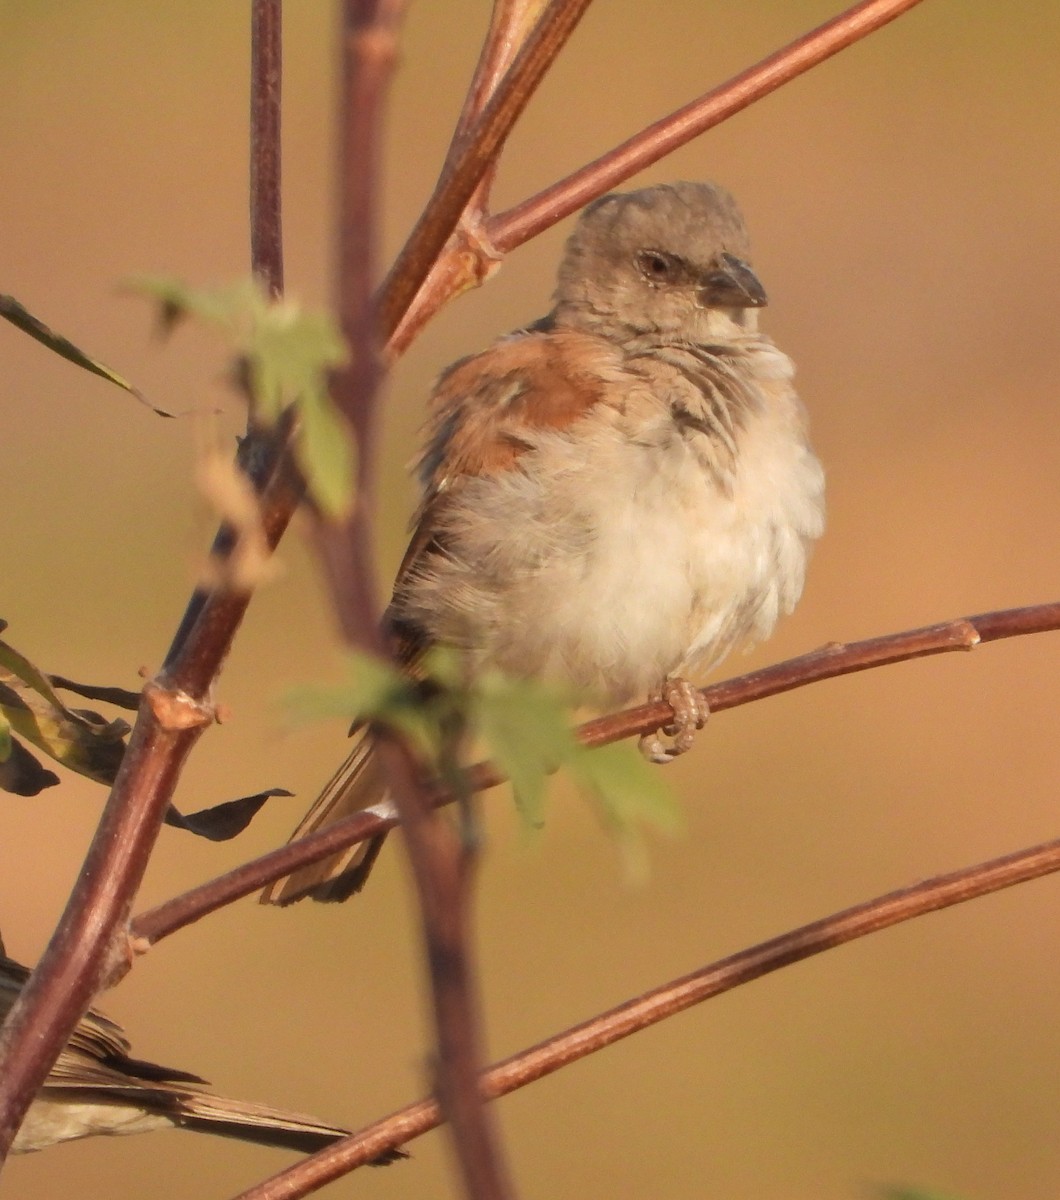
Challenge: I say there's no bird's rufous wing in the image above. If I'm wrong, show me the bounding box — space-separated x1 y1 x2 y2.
386 325 616 666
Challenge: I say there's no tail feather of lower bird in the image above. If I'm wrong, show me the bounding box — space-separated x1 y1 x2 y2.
260 734 391 906
1 950 363 1156
16 1070 358 1155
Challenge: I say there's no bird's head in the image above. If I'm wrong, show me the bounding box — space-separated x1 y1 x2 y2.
554 181 767 345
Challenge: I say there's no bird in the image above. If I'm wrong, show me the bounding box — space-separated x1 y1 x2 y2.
263 180 825 905
0 944 361 1155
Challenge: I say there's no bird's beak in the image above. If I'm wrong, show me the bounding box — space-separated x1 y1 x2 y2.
699 252 768 309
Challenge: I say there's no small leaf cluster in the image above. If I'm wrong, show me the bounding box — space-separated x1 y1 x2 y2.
132 277 354 517
289 648 679 870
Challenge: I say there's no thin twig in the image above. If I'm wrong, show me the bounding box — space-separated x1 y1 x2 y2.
385 1 569 358
393 0 563 353
492 0 926 252
130 601 1060 945
230 833 1060 1198
250 0 284 298
448 0 554 164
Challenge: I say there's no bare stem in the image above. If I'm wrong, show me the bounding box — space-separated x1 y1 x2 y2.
131 601 1060 945
322 4 515 1198
230 832 1060 1198
0 7 303 1161
375 739 516 1200
315 0 407 651
251 0 284 297
449 0 556 153
492 0 926 251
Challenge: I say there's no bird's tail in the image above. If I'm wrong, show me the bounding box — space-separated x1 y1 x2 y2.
168 1092 353 1154
260 733 391 905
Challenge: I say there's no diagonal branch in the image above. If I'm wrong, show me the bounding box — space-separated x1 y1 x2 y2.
229 832 1060 1199
490 0 927 252
377 0 594 345
0 455 303 1165
130 601 1060 946
386 0 927 357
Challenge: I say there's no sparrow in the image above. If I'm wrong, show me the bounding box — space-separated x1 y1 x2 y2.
264 180 825 905
0 946 355 1154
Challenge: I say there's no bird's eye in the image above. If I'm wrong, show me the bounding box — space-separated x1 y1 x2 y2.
637 250 673 283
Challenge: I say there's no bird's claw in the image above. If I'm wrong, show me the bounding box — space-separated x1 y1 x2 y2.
638 678 710 764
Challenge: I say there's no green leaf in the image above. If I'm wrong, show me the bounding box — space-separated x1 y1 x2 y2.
290 647 679 879
130 276 354 516
286 650 435 756
294 381 355 518
129 275 264 335
0 709 11 763
566 741 679 879
286 653 407 724
0 293 168 416
474 672 579 829
245 304 347 421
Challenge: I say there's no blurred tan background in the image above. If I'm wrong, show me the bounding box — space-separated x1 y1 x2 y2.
2 2 1060 1197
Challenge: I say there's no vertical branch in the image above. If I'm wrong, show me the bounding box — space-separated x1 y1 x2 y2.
251 0 285 297
315 0 406 651
376 739 517 1200
321 4 516 1196
166 0 294 667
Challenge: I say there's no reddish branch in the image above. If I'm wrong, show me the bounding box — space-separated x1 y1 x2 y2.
131 601 1060 945
319 4 521 1196
387 0 928 355
0 462 303 1163
231 832 1060 1198
312 0 407 652
491 0 927 252
251 0 285 298
380 0 595 349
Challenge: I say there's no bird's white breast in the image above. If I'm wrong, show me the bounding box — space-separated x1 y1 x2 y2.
403 341 824 703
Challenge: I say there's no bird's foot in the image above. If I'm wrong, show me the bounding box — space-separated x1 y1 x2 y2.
638 678 710 764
